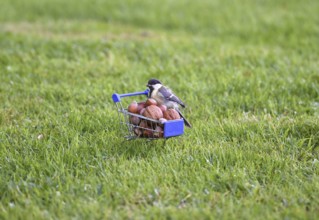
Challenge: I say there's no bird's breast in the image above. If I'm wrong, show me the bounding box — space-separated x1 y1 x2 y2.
151 91 164 105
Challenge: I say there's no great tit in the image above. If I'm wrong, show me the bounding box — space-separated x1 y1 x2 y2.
147 79 192 128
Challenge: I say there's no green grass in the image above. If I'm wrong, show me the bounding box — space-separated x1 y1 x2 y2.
1 0 319 219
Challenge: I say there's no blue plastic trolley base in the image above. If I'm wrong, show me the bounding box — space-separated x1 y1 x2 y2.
112 90 184 140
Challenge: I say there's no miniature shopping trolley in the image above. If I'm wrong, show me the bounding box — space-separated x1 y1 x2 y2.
112 89 184 140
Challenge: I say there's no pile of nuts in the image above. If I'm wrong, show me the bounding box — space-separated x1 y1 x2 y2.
127 98 181 138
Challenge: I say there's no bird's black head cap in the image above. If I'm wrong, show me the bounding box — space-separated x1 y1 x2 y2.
147 79 162 87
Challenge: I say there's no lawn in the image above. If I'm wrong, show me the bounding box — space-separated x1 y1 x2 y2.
0 0 319 219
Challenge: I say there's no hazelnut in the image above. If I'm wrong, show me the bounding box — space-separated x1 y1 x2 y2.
159 118 167 123
158 105 167 113
158 118 167 128
143 129 154 138
145 98 158 106
137 102 146 114
139 120 153 138
128 101 138 113
139 108 146 115
129 116 140 125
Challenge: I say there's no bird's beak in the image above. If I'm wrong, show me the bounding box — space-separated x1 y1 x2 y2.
146 84 150 87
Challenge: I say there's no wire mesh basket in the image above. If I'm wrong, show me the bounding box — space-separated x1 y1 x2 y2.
112 89 184 140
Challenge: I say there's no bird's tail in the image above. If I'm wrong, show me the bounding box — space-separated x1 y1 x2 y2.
176 109 192 128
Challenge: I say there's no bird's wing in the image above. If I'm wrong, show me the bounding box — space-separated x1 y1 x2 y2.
159 86 185 108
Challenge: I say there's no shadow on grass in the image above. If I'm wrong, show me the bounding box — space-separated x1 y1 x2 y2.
105 138 173 160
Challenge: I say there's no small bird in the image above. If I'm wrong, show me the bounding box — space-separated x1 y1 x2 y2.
147 78 192 128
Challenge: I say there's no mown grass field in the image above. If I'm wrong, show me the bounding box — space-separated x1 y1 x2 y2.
1 0 319 219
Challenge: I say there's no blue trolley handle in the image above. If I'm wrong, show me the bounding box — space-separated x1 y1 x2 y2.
112 89 149 103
